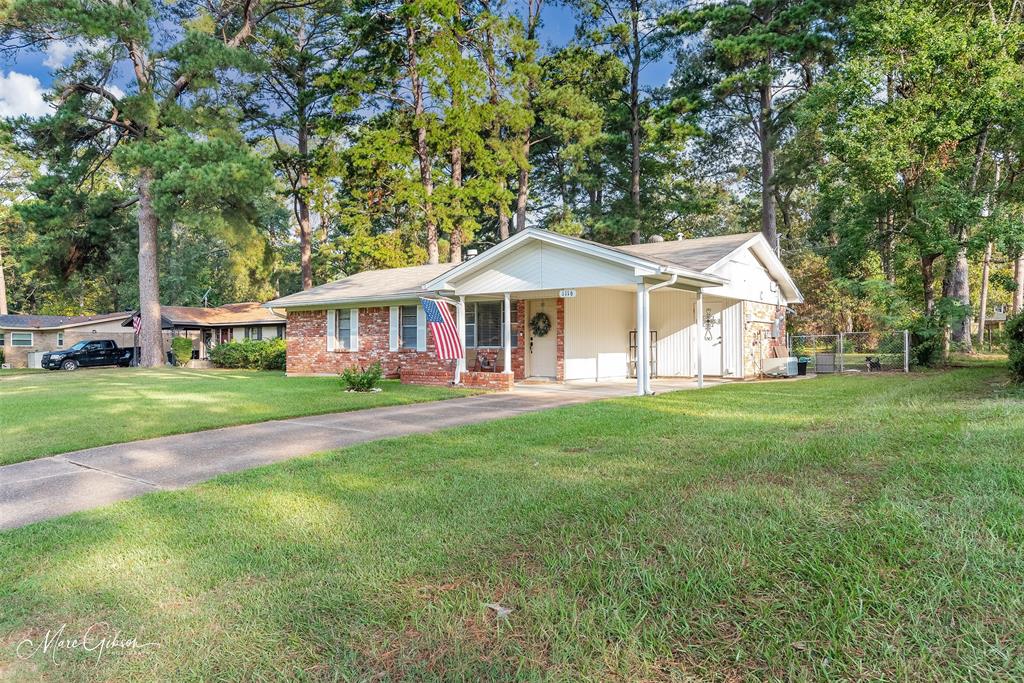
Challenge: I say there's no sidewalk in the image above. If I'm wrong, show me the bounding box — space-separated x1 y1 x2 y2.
1 381 710 530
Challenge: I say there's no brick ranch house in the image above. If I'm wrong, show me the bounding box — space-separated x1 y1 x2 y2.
0 312 134 368
265 229 803 393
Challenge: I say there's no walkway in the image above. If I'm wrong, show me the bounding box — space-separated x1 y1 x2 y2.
0 378 720 530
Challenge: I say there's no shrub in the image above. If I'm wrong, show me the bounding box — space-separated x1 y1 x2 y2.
1007 312 1024 383
209 338 287 371
340 361 383 392
0 347 5 365
170 336 194 367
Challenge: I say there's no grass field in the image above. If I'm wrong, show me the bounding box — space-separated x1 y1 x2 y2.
1 365 1022 680
0 368 470 466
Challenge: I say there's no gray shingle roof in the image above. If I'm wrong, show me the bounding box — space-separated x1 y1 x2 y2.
0 312 133 330
615 233 759 271
265 263 455 309
264 232 762 309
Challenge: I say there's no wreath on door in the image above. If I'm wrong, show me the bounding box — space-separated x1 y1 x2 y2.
529 311 551 337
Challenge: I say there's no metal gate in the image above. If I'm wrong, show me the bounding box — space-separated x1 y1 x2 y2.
788 331 909 374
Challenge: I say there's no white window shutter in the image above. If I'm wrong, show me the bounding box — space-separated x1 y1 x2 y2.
416 305 427 352
326 310 336 352
350 308 360 351
389 306 399 351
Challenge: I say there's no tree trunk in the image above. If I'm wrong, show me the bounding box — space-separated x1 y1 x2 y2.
450 142 463 264
880 211 896 284
0 242 8 315
946 126 989 351
408 24 439 264
483 12 511 242
514 132 530 232
628 0 642 245
758 80 778 253
976 240 992 347
297 123 313 290
922 253 938 316
137 169 164 367
497 181 510 241
1014 255 1024 315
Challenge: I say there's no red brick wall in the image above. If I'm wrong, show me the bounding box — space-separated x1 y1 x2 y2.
556 298 565 382
286 308 452 378
287 302 528 383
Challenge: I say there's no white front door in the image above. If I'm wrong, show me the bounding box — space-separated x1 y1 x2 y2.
699 301 724 376
527 299 557 378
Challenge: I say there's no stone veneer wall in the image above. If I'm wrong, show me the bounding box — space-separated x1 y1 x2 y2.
742 301 787 378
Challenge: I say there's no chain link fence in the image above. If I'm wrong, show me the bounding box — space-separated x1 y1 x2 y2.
788 331 909 374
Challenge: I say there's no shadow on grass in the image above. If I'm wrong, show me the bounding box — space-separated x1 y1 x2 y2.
2 366 1023 680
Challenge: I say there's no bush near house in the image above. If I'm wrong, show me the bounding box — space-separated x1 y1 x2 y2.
209 338 286 371
341 361 383 392
170 336 194 367
1007 312 1024 383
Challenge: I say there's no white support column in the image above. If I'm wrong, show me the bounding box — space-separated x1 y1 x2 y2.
456 296 467 381
696 289 704 389
503 292 512 375
642 287 652 394
636 283 646 396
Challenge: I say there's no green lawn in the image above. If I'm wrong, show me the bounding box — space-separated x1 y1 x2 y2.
2 366 1023 680
0 368 471 466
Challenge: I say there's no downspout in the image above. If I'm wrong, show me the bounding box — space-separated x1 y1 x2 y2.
642 273 678 394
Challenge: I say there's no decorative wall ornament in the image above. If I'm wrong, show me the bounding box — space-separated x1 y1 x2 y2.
529 311 551 337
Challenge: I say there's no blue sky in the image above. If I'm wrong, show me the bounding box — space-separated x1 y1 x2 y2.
0 4 675 118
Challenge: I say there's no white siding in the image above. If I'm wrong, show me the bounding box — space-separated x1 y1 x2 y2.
721 300 744 378
564 288 634 380
233 327 246 342
452 241 640 295
649 289 696 377
703 248 786 306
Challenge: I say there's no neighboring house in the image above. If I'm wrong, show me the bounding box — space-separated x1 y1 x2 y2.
0 312 134 368
121 302 287 361
266 229 803 393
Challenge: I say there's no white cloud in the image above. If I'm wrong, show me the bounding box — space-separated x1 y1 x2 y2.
0 71 50 118
43 39 83 69
43 38 111 69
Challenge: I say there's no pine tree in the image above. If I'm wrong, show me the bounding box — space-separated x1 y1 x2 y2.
1 0 288 365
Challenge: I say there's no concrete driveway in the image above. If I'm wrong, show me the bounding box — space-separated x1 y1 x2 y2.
0 379 720 531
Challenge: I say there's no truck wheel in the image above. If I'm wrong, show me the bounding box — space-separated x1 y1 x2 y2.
61 359 79 371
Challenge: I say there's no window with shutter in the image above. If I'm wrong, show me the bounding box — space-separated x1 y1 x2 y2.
401 305 418 349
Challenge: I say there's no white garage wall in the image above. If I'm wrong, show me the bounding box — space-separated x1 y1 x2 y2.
649 289 696 377
564 288 634 380
721 300 744 378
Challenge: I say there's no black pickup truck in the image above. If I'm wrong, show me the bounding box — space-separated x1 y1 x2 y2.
42 340 134 371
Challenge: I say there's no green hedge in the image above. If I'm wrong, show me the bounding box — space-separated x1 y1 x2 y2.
209 338 286 371
1007 312 1024 383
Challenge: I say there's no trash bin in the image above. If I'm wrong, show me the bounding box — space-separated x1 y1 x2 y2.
797 357 810 376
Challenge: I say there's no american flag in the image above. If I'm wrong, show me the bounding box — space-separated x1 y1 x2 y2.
420 298 463 360
132 314 142 335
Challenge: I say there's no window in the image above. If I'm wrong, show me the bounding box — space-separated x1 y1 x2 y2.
11 332 32 347
466 302 518 348
276 324 286 339
400 305 418 349
336 309 352 350
0 332 4 346
246 326 263 341
57 332 64 347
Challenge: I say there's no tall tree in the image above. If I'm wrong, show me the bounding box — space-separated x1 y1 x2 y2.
667 0 846 251
2 0 289 365
573 0 674 243
241 1 361 290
